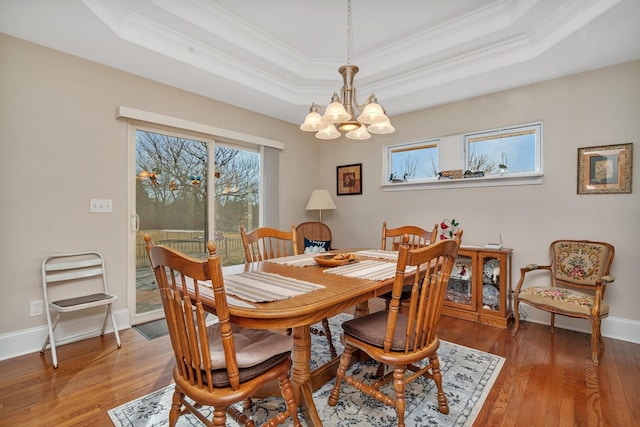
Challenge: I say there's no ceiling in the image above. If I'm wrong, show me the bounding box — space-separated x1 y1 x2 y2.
2 0 640 126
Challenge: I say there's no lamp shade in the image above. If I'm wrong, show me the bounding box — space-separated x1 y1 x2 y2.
357 100 387 124
315 124 341 140
305 189 336 211
345 124 371 140
367 118 395 134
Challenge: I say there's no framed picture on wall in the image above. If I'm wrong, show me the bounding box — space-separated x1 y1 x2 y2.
577 143 633 194
337 163 362 196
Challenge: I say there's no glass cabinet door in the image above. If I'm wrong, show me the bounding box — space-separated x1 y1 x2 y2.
446 253 474 310
480 254 502 312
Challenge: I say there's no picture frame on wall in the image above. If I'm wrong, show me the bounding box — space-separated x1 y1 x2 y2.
337 163 362 196
577 143 633 194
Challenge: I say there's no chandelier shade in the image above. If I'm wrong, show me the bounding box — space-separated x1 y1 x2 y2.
299 0 394 140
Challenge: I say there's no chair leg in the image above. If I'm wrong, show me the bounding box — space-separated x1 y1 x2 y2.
321 318 337 358
591 319 602 365
512 300 521 336
430 356 449 415
169 388 183 427
276 373 302 427
310 318 337 358
328 345 356 406
41 311 61 368
392 366 407 427
108 305 122 348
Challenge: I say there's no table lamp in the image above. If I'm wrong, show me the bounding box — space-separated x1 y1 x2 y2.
305 189 336 222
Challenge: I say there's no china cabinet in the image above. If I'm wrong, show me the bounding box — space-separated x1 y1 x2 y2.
443 246 513 328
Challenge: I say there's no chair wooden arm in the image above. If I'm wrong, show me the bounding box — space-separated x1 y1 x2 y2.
514 264 551 295
600 275 615 284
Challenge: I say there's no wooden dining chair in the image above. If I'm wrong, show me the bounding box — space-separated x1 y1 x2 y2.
513 239 615 365
378 221 439 310
328 236 460 427
295 221 336 358
240 224 297 262
144 235 301 427
381 221 438 252
295 221 333 254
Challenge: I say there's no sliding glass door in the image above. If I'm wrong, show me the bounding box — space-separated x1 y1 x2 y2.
130 125 260 324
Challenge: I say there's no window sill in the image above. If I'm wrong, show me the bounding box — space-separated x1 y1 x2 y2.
381 173 544 191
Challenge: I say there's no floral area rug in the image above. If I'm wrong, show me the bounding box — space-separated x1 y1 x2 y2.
109 314 504 426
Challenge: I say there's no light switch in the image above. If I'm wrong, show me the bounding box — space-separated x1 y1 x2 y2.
90 199 113 213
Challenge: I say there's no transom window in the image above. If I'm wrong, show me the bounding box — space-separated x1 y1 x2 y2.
465 123 541 176
385 140 439 183
382 122 543 190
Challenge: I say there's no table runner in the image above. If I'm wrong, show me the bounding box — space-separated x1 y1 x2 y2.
354 249 399 261
323 259 415 281
221 271 325 302
268 253 318 267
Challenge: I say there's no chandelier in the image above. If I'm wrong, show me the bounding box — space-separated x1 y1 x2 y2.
300 0 395 140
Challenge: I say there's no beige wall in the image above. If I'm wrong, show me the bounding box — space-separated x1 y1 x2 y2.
0 34 319 340
1 33 638 356
319 60 640 335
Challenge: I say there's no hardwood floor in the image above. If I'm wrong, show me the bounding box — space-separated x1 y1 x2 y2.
1 314 638 426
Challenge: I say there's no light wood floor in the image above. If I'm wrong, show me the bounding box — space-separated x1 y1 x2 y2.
1 312 638 426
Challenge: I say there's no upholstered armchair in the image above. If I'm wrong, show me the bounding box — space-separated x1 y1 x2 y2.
513 240 615 365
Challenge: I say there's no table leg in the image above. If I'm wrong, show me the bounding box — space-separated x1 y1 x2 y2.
291 325 322 426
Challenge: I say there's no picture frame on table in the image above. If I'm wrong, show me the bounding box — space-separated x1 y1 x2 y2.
336 163 362 196
577 143 633 194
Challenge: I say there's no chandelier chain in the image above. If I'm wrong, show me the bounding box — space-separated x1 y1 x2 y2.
346 0 351 65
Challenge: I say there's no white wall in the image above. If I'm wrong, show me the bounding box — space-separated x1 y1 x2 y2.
1 33 638 360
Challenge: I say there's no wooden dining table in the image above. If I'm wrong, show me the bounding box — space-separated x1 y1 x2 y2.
196 250 404 427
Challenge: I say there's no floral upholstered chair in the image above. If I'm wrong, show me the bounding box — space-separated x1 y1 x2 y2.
513 240 615 365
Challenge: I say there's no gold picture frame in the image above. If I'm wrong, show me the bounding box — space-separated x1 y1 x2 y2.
337 163 362 196
577 143 633 194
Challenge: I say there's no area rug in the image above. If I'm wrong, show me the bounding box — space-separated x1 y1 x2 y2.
110 314 504 426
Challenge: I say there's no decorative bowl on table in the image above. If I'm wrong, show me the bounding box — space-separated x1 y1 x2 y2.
314 253 358 267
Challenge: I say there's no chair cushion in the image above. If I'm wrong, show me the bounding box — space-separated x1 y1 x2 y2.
208 352 291 387
518 286 609 316
206 323 292 369
342 310 411 351
303 237 331 254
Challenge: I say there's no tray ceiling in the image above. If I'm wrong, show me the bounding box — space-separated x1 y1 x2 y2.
1 0 639 125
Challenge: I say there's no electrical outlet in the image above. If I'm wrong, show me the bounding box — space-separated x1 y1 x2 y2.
30 300 43 317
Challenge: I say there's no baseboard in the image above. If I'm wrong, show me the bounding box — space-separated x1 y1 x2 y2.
2 310 638 362
0 308 131 361
520 314 640 344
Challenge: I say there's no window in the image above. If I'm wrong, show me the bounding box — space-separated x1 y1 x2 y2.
385 140 439 183
465 123 541 176
383 122 543 191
